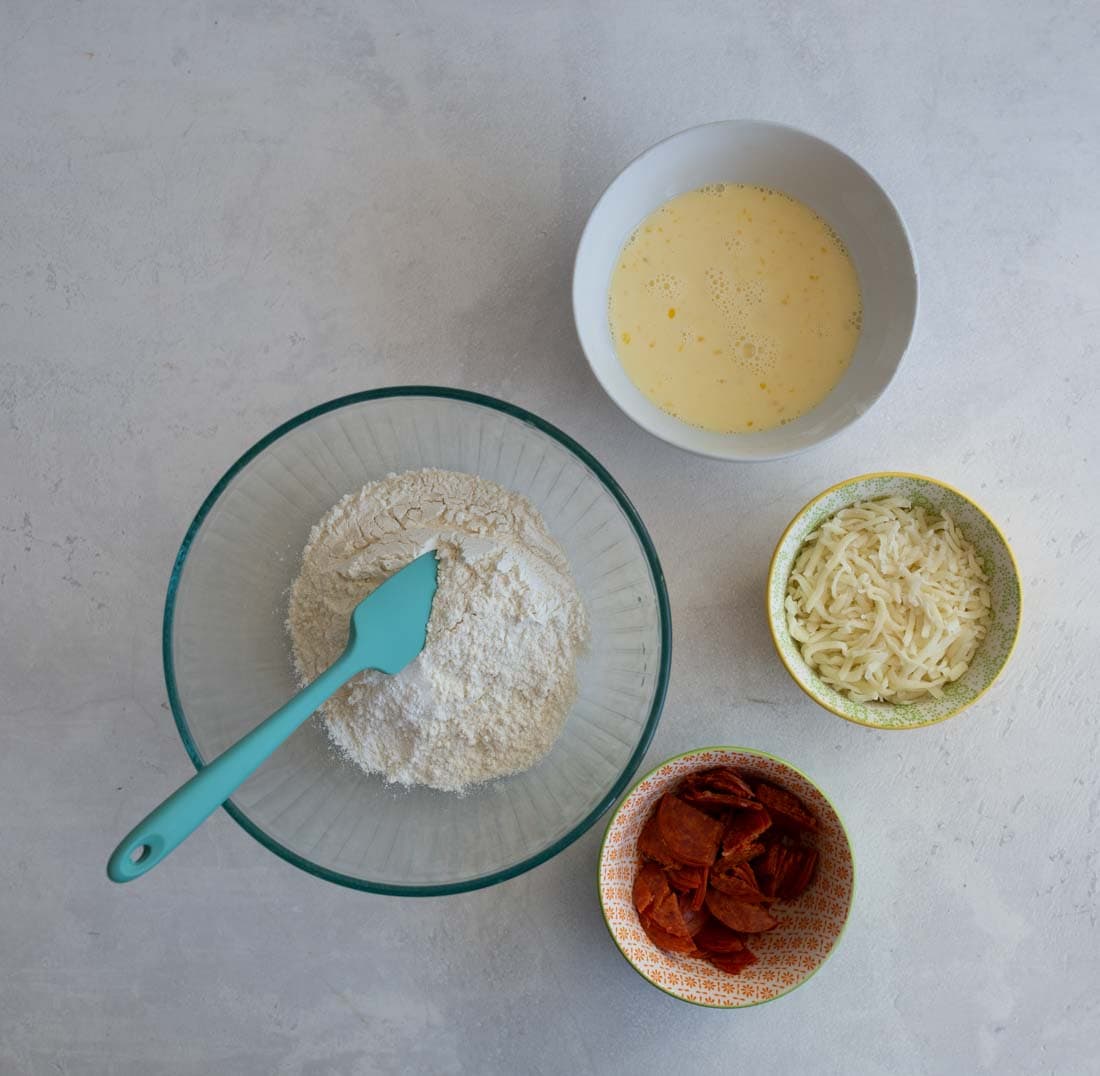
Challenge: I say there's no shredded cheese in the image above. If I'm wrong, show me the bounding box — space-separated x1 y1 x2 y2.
784 497 992 704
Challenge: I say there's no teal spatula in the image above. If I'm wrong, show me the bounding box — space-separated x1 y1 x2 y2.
108 551 438 883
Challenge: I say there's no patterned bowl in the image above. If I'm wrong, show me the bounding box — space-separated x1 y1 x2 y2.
767 472 1022 730
598 747 855 1008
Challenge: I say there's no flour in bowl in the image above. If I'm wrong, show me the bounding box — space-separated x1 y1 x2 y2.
286 469 589 792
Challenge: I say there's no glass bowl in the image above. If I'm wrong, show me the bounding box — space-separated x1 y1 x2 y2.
164 388 670 894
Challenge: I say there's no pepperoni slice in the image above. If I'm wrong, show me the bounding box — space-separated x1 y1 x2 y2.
753 841 788 900
766 845 818 900
679 788 761 814
694 919 745 954
783 847 818 900
639 913 704 955
657 794 724 867
705 888 779 933
689 866 709 912
708 949 758 975
752 782 818 832
722 807 773 857
683 767 756 799
635 870 701 939
755 840 818 900
632 862 671 917
679 896 709 936
648 889 693 937
678 768 761 813
710 860 768 903
638 810 681 867
666 865 706 892
716 840 765 868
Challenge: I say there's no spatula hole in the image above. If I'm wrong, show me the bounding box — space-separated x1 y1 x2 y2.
129 844 151 865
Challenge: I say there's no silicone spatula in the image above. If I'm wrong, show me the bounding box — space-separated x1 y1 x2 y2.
107 551 438 883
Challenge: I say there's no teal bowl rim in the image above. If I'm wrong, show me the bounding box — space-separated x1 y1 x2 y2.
162 386 672 896
597 745 856 1008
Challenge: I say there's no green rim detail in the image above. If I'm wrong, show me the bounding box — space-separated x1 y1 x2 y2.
597 745 857 1009
163 385 673 896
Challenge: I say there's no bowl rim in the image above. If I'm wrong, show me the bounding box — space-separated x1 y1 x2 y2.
571 118 920 462
765 470 1024 730
163 385 673 895
597 744 856 1008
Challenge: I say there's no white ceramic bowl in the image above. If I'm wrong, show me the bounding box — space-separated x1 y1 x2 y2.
573 120 918 461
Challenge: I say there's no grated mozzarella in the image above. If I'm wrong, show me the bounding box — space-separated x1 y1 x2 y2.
784 497 992 704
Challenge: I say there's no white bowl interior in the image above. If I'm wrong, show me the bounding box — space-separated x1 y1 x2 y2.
574 121 918 460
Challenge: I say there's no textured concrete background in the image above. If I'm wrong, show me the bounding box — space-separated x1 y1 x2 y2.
2 1 1098 1073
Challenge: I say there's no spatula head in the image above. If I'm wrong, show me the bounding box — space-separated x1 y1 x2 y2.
347 551 439 675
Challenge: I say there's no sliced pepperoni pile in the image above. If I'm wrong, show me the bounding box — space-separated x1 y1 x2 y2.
632 767 819 976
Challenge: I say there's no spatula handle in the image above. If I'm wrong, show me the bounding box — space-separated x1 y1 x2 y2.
107 655 359 882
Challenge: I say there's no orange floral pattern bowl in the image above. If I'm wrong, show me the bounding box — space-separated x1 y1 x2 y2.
598 746 855 1007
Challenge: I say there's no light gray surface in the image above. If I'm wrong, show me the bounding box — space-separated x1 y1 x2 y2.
2 1 1098 1073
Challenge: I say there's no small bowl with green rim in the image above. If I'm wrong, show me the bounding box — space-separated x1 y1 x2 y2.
767 472 1022 730
598 746 855 1008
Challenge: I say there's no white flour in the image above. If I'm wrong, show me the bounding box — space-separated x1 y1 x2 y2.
286 469 589 792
